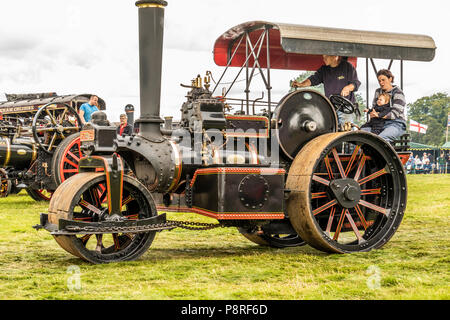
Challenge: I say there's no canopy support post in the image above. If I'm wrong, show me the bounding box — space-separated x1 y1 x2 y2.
370 58 378 76
211 35 245 95
366 58 370 120
266 26 272 121
245 32 250 115
400 60 404 90
388 59 394 70
224 31 266 98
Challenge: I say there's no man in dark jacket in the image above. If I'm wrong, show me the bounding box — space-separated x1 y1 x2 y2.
117 114 133 137
292 55 361 124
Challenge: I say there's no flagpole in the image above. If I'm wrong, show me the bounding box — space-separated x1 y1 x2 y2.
446 113 449 143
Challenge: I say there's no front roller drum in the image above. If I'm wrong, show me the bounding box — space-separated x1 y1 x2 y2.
286 132 407 253
48 172 158 263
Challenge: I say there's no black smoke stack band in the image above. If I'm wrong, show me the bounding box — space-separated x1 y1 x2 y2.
135 0 168 137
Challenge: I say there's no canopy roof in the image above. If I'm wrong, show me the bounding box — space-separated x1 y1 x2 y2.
441 141 450 150
214 21 436 71
410 142 439 150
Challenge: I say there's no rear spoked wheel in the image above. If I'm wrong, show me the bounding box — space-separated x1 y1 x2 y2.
48 173 157 263
52 132 83 186
286 132 407 253
0 169 11 198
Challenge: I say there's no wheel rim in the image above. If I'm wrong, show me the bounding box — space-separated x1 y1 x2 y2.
287 132 407 253
36 189 54 201
28 188 54 201
59 136 82 183
49 173 157 263
53 133 104 186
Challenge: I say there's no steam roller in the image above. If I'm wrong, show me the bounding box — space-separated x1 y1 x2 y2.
35 0 410 263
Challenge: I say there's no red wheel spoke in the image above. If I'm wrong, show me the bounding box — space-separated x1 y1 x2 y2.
324 155 334 180
67 151 80 162
331 148 346 178
344 145 361 177
80 234 92 246
358 168 388 185
312 199 337 216
97 187 107 203
64 158 79 169
122 195 134 206
326 206 336 234
73 217 93 222
333 209 346 241
95 234 104 253
312 192 327 199
358 199 389 216
312 175 331 186
89 188 101 207
123 214 139 220
345 210 362 241
361 188 381 196
112 234 121 251
354 205 369 230
63 169 78 174
79 199 102 215
354 154 367 181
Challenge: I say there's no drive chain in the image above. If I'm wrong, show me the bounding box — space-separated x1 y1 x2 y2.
63 219 224 234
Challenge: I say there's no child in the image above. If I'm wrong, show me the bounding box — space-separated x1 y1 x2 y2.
361 93 391 135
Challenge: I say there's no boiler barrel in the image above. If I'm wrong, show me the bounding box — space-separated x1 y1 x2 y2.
0 137 36 170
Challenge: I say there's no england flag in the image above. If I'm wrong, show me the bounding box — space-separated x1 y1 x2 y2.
410 119 428 134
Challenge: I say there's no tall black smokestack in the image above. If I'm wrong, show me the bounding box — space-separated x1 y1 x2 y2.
135 0 168 137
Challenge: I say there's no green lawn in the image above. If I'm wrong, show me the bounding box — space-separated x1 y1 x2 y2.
0 175 449 300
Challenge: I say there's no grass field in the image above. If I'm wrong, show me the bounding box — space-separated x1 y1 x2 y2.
0 175 449 300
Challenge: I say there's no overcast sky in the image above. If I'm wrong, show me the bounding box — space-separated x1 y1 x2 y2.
0 0 448 121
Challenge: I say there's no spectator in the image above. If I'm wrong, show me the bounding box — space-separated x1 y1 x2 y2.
117 114 133 137
361 93 391 134
414 155 423 174
361 70 406 143
406 155 414 174
79 95 99 125
423 154 431 174
437 152 446 174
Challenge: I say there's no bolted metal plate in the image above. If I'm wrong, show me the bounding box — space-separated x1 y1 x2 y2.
238 175 270 210
275 90 338 160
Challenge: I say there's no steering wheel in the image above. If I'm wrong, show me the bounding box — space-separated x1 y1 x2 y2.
32 103 82 154
329 95 355 115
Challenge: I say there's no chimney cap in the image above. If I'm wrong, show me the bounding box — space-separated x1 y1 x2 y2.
135 0 168 7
